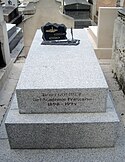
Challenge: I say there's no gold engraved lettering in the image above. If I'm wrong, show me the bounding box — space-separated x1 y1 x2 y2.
46 27 58 33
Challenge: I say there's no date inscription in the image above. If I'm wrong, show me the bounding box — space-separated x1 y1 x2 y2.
32 92 93 107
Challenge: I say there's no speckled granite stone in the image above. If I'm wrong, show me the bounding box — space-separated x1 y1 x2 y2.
16 29 108 113
5 95 119 149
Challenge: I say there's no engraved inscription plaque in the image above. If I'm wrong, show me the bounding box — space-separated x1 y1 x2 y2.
32 92 93 108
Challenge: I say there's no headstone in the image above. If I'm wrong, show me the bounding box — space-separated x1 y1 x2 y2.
0 5 11 67
2 6 22 25
41 22 67 41
64 0 92 28
64 0 91 19
3 6 19 23
5 29 119 149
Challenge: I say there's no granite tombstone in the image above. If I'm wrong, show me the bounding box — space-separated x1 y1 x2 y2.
41 22 67 41
5 29 119 149
2 6 22 25
64 0 92 28
41 23 80 45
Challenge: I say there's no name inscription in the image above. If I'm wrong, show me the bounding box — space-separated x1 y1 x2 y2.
33 92 93 107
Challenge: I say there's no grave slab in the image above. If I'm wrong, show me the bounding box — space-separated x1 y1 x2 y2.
3 6 19 23
5 94 119 149
16 29 108 113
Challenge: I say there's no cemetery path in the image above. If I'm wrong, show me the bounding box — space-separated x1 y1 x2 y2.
22 0 73 53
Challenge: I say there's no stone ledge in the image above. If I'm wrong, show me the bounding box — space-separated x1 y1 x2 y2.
5 95 119 149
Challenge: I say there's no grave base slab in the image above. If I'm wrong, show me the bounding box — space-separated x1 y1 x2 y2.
5 95 119 149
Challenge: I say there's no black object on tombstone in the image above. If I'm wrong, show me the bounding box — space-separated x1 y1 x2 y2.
41 22 67 41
